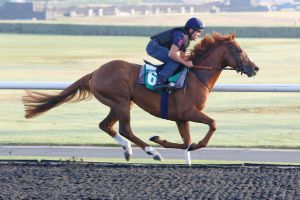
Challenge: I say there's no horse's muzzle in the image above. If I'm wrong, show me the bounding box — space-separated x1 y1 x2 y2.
244 65 259 77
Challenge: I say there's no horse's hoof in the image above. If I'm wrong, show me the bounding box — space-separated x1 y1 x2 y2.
187 143 197 151
153 153 164 161
149 136 159 142
145 146 163 161
122 146 132 161
124 151 131 161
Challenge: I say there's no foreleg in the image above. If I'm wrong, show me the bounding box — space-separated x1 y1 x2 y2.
184 110 217 151
150 121 191 149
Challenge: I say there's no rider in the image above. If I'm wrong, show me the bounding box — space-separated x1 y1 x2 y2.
146 17 205 90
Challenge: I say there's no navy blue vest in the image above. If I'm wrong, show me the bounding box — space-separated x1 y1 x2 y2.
150 27 190 50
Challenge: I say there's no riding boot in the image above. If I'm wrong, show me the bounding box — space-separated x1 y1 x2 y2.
153 74 168 91
153 84 169 91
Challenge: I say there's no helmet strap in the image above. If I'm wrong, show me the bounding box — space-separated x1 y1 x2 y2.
188 29 195 40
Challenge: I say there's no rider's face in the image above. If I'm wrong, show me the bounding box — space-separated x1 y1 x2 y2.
190 29 202 41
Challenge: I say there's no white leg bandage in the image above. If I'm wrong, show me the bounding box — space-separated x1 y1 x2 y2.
185 144 192 166
145 146 164 161
114 134 132 155
185 150 191 166
145 146 158 156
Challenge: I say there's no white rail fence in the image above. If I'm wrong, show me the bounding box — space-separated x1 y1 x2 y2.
0 81 300 92
1 81 299 165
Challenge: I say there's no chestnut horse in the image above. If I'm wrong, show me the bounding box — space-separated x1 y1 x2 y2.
23 32 259 161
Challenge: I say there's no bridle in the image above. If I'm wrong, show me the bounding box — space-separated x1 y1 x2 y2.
191 41 255 77
189 41 253 92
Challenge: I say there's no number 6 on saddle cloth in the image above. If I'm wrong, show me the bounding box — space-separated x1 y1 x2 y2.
138 60 188 92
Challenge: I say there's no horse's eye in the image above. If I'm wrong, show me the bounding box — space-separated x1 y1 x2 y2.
237 48 242 53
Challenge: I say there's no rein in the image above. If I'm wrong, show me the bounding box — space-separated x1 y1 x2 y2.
189 43 219 71
193 64 242 73
192 65 213 70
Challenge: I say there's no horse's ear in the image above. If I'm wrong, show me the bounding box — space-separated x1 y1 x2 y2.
231 32 236 40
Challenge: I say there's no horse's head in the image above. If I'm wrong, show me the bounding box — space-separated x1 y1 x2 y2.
189 32 259 77
223 38 259 77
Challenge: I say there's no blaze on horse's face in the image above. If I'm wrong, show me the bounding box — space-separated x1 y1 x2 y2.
225 41 259 77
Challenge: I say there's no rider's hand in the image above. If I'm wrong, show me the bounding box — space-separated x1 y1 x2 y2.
184 61 194 68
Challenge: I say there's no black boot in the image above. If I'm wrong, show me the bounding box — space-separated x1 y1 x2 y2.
153 83 169 91
153 74 168 91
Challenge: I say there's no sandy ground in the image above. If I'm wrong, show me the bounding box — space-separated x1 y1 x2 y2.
0 161 299 199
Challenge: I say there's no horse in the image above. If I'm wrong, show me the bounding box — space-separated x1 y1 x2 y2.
23 32 259 162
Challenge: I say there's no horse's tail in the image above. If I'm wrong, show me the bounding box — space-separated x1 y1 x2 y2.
22 73 93 119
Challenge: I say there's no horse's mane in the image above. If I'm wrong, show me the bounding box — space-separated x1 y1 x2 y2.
188 32 236 61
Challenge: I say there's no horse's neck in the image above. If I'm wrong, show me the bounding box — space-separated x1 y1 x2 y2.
192 47 224 91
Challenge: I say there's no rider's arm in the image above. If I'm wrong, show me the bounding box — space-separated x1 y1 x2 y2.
168 44 193 67
180 51 187 60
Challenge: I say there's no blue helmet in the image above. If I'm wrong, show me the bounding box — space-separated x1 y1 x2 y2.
185 17 205 31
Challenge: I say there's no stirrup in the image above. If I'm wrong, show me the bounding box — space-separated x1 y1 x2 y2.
166 82 175 93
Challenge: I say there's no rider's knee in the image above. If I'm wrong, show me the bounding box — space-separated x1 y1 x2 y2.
210 120 217 131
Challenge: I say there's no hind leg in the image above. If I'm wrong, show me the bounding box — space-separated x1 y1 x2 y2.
150 121 192 165
150 121 191 149
99 101 134 161
116 101 163 161
99 101 134 138
92 88 163 161
99 108 118 138
99 108 133 161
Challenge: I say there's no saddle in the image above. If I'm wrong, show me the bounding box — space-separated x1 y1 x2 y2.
138 60 188 92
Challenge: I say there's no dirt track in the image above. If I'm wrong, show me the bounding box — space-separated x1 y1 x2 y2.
0 161 299 199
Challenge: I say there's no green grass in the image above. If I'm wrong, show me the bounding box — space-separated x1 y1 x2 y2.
0 34 299 148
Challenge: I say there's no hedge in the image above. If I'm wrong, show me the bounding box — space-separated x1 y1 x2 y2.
0 23 299 38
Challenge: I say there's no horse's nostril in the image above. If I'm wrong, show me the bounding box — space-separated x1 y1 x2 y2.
254 67 259 72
